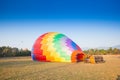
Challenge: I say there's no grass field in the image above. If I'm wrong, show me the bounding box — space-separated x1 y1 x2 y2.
0 55 120 80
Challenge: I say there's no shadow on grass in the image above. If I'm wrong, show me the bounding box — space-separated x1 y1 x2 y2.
117 75 120 80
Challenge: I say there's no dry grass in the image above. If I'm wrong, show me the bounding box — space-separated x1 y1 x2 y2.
0 55 120 80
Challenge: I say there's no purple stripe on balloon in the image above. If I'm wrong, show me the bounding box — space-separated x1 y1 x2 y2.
58 36 68 49
66 38 74 51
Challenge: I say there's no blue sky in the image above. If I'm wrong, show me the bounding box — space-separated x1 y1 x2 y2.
0 0 120 50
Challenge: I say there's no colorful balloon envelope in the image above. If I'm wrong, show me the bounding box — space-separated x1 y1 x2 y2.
31 32 85 62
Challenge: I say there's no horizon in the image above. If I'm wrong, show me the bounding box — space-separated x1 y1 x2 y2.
0 0 120 50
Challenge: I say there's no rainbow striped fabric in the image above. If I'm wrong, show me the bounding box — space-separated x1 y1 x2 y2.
31 32 84 62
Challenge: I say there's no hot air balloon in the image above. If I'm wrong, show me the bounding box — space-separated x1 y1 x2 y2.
31 32 85 62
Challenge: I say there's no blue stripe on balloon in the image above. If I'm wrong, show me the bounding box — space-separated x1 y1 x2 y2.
71 41 77 50
31 53 36 61
31 48 36 60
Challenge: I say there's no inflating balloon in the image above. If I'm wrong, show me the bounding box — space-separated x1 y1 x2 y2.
31 32 85 62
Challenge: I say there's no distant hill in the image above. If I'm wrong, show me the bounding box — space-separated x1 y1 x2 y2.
82 47 89 50
112 45 120 49
82 45 120 50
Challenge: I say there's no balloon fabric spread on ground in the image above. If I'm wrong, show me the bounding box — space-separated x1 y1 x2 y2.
31 32 85 62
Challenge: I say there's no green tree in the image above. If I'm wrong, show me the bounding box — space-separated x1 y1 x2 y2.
12 48 19 56
99 49 106 55
2 47 12 57
113 48 120 54
107 47 113 54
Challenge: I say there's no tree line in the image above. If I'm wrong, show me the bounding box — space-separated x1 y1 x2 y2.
0 46 31 57
0 46 120 57
83 47 120 55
